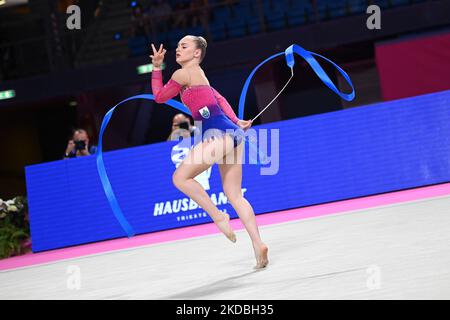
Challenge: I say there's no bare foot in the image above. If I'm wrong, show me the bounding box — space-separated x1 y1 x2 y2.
213 212 236 243
253 243 269 270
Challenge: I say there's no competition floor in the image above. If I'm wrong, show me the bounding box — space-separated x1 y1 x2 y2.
1 183 449 299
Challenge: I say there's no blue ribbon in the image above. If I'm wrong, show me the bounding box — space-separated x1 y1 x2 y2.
96 94 188 237
96 94 263 237
96 43 356 237
238 44 355 119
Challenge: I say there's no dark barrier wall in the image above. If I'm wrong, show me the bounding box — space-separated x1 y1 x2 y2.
26 89 450 252
376 30 450 101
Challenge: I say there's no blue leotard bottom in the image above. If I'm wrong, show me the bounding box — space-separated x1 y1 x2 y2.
192 103 245 148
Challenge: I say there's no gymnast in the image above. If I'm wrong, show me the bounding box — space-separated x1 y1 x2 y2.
150 35 269 269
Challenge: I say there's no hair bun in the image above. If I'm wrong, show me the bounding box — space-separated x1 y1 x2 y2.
198 36 207 47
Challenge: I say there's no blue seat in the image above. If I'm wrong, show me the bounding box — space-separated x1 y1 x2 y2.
316 1 335 20
266 10 286 31
284 0 310 11
226 18 247 38
129 36 146 46
210 18 225 29
185 26 205 38
262 0 286 16
156 32 168 44
329 2 346 18
128 36 147 56
229 6 248 21
227 13 247 26
247 16 262 34
349 0 367 14
316 0 343 5
212 7 230 24
234 1 253 16
317 0 382 19
210 22 226 41
167 29 184 48
391 0 410 7
287 9 305 27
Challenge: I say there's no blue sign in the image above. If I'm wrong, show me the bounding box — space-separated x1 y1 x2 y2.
25 90 450 252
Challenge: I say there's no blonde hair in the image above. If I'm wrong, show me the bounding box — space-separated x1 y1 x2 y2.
191 35 207 63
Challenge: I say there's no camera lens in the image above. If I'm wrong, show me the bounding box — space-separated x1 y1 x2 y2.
179 121 189 130
75 140 86 150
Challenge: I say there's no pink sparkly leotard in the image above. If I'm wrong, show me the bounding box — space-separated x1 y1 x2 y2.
152 69 244 147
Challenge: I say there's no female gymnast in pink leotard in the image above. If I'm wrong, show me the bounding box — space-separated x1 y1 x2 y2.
150 35 268 269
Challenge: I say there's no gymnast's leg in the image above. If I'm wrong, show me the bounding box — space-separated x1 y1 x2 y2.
218 139 269 269
172 135 237 242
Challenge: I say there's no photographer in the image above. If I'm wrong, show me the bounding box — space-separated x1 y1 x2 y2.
63 128 97 159
167 113 198 141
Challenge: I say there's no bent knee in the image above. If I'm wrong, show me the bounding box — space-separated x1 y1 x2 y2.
172 171 185 188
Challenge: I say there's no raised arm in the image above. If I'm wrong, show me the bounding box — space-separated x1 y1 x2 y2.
151 69 184 103
149 43 184 103
212 87 240 124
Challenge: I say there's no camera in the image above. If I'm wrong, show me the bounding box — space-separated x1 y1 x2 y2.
178 121 189 130
74 140 86 150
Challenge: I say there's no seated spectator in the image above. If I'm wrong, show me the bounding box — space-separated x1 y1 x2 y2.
221 0 240 17
309 0 319 22
130 3 151 38
167 114 199 141
150 0 173 35
0 39 13 81
64 128 97 159
190 0 210 29
172 1 189 30
94 0 104 18
221 0 239 5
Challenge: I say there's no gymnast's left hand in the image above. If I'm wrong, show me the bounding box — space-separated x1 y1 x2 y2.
237 119 252 131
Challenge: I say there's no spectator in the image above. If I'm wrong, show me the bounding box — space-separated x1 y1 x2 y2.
172 1 189 30
189 0 210 28
167 114 199 141
0 39 12 81
94 0 104 18
310 0 319 22
221 0 239 5
221 0 240 18
57 0 78 12
64 128 97 159
150 0 173 35
130 3 151 38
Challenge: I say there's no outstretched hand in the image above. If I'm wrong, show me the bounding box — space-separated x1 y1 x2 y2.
237 119 253 131
150 43 166 68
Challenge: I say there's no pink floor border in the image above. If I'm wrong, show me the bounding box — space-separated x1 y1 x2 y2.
1 183 449 271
